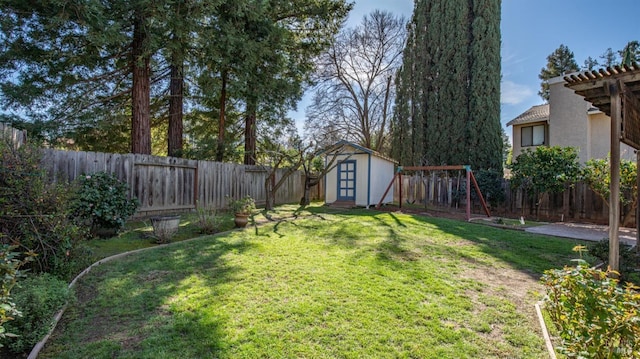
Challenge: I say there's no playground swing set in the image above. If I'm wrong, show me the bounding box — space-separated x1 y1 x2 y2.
375 165 491 221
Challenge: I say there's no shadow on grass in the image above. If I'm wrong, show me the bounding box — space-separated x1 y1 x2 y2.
298 206 584 280
42 235 256 358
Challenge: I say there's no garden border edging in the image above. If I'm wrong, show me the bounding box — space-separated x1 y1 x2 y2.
535 300 557 359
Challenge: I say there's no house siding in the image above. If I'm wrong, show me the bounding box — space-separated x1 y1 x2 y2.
549 77 591 162
369 156 395 206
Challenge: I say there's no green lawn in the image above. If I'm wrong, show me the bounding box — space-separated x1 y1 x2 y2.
40 205 584 358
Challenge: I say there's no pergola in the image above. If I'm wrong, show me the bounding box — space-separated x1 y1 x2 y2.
564 63 640 271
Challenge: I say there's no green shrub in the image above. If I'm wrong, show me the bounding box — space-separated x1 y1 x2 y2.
588 239 640 285
196 204 223 234
542 263 640 358
70 171 139 234
0 141 87 275
2 274 72 354
0 244 34 346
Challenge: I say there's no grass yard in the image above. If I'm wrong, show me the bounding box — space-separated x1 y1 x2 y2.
40 205 585 358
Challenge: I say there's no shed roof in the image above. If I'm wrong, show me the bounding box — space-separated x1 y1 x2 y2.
506 104 549 127
326 140 398 164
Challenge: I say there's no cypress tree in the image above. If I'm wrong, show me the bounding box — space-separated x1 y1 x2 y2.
392 0 502 170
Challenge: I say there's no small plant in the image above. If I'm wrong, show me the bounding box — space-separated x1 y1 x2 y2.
70 172 139 235
196 204 223 234
228 195 256 215
542 263 640 358
150 216 181 244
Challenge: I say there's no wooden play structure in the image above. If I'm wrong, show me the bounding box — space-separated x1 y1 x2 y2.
375 165 491 221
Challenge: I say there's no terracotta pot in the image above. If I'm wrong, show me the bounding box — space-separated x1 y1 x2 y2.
234 213 250 228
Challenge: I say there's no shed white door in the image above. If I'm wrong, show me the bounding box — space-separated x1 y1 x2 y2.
337 160 356 201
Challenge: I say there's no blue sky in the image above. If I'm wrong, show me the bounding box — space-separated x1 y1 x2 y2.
292 0 640 142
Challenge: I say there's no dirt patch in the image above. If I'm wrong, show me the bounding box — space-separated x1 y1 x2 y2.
460 263 544 343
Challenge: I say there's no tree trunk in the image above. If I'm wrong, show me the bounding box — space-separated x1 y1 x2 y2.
216 70 227 162
168 63 183 157
131 13 151 155
244 99 257 165
264 172 275 210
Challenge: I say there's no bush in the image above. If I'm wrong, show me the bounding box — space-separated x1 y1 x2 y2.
0 141 87 275
0 245 33 346
588 239 640 285
2 274 72 354
196 204 223 234
542 263 640 358
70 171 139 234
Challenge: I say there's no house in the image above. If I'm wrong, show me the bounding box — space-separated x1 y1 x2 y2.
507 75 636 163
324 141 396 208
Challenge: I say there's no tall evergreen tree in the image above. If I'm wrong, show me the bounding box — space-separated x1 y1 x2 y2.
391 0 502 170
538 44 579 102
620 40 640 66
600 47 618 68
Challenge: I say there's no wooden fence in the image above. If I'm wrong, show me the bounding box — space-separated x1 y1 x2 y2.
41 149 321 217
1 122 27 148
397 174 622 225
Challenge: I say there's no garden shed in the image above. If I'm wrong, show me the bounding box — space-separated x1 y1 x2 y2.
324 140 396 207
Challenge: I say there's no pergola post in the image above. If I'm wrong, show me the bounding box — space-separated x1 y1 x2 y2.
466 167 471 221
564 64 640 273
608 81 621 272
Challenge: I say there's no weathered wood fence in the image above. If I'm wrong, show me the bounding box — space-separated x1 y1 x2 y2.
1 122 27 148
397 174 623 225
41 149 322 217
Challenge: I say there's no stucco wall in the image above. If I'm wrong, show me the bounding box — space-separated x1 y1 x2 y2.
549 77 591 162
547 76 636 163
588 111 636 161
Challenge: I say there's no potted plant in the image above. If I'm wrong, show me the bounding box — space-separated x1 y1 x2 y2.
228 195 256 228
150 215 181 244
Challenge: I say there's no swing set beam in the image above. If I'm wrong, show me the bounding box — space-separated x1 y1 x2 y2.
375 165 491 221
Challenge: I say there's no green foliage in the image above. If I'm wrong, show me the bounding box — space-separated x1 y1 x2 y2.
473 169 505 207
227 195 256 214
588 239 640 285
582 157 637 206
2 273 72 354
538 44 579 101
0 142 87 275
0 244 34 346
542 264 640 358
391 0 502 170
509 146 580 195
195 204 223 235
70 172 139 233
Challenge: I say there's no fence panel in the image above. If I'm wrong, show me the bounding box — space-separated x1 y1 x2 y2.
39 149 322 217
396 173 618 225
0 122 27 148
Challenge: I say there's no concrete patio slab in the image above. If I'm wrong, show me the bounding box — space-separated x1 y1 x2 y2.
525 222 637 246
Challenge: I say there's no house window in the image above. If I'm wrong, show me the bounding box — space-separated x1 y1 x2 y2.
521 125 545 147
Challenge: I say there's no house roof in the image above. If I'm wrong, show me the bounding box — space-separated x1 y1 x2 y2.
506 104 549 127
325 140 398 164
